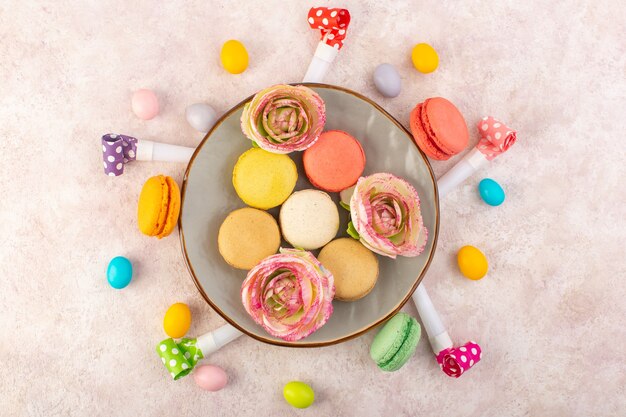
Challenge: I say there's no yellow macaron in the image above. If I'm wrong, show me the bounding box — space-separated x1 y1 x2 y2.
232 148 297 210
137 175 181 239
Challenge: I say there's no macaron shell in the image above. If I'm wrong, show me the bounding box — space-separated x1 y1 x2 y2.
303 130 366 192
279 190 339 250
232 148 297 210
218 207 281 270
318 238 379 301
370 313 421 372
137 175 170 236
158 176 180 239
422 97 469 155
409 104 451 160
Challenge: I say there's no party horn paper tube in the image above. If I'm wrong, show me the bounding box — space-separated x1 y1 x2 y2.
156 324 243 380
303 7 350 83
102 134 195 176
437 117 516 197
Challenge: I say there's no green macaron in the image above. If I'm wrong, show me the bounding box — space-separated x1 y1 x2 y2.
370 312 421 372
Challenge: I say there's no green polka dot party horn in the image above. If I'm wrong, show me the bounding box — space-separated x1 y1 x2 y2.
156 324 242 380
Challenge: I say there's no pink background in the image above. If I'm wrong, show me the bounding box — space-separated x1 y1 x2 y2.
1 0 624 415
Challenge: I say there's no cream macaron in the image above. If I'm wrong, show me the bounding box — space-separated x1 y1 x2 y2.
218 207 281 270
318 238 379 301
279 189 339 250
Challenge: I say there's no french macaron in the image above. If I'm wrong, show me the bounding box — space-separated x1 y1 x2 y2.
232 148 297 210
218 207 281 270
370 312 421 372
279 189 339 250
302 130 366 192
137 175 181 239
409 97 469 160
318 238 379 301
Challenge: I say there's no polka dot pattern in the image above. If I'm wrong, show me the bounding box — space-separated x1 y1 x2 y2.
475 116 517 161
101 134 138 176
435 341 482 378
156 338 199 380
307 7 351 49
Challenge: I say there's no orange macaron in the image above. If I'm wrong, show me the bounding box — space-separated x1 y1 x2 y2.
409 97 469 160
303 130 366 192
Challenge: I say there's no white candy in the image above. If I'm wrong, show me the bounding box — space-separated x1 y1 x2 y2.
185 103 218 133
373 64 402 98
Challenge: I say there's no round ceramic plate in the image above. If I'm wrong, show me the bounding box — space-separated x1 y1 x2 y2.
180 83 439 347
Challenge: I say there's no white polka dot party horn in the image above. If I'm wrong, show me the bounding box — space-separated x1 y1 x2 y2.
156 324 242 380
303 7 350 83
437 117 516 197
102 133 195 176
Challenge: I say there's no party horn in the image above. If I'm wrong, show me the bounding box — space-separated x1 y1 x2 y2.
303 7 350 83
411 285 481 378
437 116 516 197
156 324 243 380
102 133 196 176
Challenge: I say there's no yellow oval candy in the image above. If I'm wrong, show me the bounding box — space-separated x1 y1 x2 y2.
220 40 248 74
163 303 192 338
457 246 488 280
411 43 439 74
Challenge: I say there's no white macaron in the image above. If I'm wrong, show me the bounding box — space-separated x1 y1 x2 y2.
279 189 340 250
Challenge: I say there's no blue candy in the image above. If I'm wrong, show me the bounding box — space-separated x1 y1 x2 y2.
478 178 505 206
107 256 133 289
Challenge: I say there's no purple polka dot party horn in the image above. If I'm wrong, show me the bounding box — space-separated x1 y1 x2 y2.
102 133 196 176
156 324 242 380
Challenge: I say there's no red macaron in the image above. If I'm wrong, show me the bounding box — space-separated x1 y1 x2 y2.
303 130 366 192
409 97 469 160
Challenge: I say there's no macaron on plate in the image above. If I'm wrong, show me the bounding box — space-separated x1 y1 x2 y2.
180 84 439 347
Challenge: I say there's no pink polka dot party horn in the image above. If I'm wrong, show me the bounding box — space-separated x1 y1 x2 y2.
156 324 242 380
411 285 481 378
437 117 516 196
102 133 196 176
303 7 350 82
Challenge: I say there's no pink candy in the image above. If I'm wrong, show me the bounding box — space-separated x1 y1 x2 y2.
193 365 228 391
131 89 159 120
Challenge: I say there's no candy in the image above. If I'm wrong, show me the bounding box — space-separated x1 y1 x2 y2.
163 303 192 338
411 43 439 74
283 381 315 409
220 40 248 74
131 89 159 120
478 178 505 206
457 246 488 280
193 365 228 391
107 256 133 289
373 63 401 98
185 103 218 133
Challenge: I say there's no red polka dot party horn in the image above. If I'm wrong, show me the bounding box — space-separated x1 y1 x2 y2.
303 7 350 82
437 117 516 196
102 133 196 176
156 324 242 380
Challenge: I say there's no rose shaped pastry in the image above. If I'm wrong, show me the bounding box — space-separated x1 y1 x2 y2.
350 173 428 258
240 84 326 153
241 248 335 341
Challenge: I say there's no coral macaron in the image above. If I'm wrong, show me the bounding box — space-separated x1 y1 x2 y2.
137 175 181 238
303 130 365 192
409 97 469 160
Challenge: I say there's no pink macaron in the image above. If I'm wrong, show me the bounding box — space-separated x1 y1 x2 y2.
409 97 469 160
